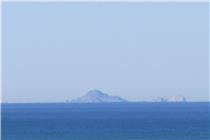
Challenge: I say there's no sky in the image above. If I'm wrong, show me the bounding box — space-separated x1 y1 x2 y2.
2 2 209 103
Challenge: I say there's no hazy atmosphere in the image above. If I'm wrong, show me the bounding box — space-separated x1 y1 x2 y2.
2 2 209 103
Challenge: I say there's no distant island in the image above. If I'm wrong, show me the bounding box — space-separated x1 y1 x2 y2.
151 95 186 102
66 90 187 103
67 89 128 103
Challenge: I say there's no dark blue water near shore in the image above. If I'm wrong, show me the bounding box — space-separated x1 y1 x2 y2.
1 102 210 140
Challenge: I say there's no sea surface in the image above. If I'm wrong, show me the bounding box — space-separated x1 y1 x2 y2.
1 102 210 140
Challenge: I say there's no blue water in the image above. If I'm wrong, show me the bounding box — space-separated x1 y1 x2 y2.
1 102 210 140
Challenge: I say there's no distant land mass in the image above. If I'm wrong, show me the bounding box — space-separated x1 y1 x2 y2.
151 95 186 102
151 97 167 102
68 89 128 103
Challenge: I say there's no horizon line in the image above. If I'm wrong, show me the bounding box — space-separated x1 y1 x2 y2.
1 101 210 104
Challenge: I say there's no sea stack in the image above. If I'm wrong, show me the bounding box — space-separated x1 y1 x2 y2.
151 97 167 102
151 95 186 102
167 95 186 102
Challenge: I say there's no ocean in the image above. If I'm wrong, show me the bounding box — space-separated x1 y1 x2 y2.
1 102 209 140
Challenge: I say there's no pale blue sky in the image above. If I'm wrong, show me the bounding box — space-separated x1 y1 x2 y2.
2 2 209 103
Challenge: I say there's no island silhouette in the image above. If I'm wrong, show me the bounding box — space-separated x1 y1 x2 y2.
151 95 186 102
68 89 128 103
66 90 186 103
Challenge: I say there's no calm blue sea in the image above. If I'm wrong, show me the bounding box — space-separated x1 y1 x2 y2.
1 102 210 140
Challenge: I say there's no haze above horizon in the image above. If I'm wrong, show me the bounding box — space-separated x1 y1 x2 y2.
2 2 209 103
